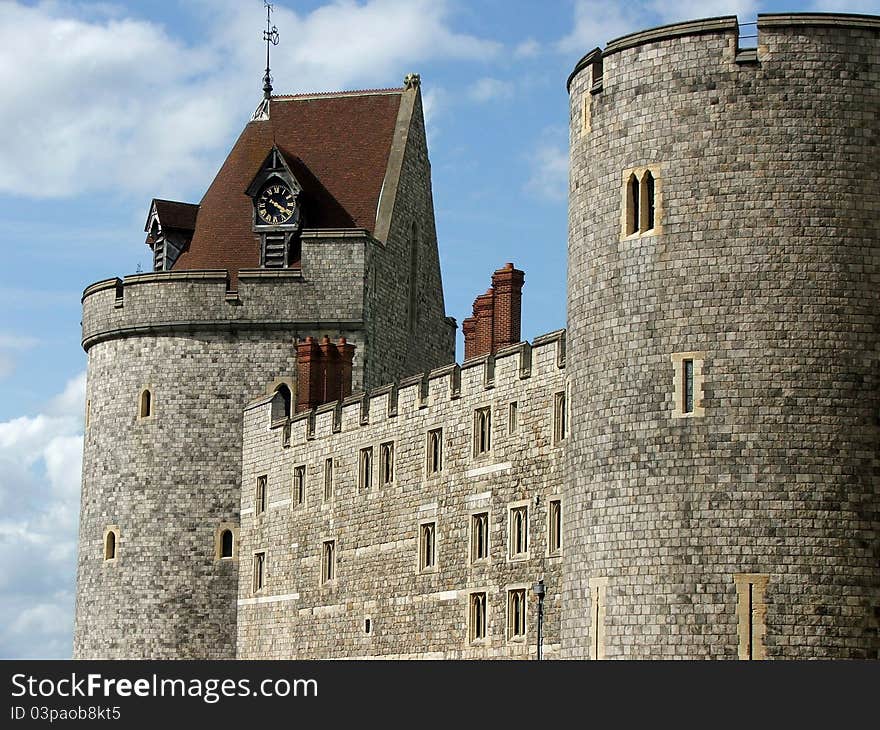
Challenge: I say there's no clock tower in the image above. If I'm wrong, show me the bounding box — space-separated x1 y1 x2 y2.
246 145 303 268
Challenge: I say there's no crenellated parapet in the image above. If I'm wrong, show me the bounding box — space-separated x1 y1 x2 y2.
81 229 376 351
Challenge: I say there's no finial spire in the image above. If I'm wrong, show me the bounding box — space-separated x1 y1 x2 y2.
262 1 280 100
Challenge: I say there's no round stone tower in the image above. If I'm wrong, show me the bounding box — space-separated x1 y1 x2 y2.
563 14 880 659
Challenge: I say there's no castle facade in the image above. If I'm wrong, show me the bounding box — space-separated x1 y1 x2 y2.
74 14 879 660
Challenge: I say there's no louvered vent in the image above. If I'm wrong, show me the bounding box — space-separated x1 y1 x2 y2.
263 235 287 268
153 242 166 271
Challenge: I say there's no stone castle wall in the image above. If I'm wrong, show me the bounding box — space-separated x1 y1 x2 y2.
236 332 566 658
563 14 880 659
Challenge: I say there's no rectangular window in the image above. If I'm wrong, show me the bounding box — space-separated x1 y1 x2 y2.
427 429 443 475
508 588 527 639
380 442 394 485
292 465 305 506
734 574 769 660
508 401 518 433
471 512 489 562
549 499 562 555
419 522 436 572
554 391 567 442
281 423 291 448
509 505 528 559
683 359 694 414
255 475 267 515
359 447 373 491
469 592 487 643
253 552 266 593
323 458 333 502
474 407 491 456
321 540 336 584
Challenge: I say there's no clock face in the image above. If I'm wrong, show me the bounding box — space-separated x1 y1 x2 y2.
256 183 296 225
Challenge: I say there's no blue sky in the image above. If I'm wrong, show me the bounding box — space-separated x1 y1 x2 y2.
0 0 876 658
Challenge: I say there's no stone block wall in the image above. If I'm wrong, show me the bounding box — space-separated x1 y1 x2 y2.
563 14 880 659
236 332 566 658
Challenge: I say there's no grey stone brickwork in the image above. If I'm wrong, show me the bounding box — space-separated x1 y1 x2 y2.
236 332 566 658
563 14 880 659
75 96 454 656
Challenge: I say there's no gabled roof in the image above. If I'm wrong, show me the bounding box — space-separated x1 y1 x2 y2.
173 88 406 277
144 199 199 245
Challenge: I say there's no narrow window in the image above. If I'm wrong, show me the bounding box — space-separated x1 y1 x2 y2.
255 475 267 515
275 383 292 419
359 447 373 491
474 407 491 456
293 465 306 506
321 540 336 584
253 552 266 593
549 499 562 556
364 617 372 635
220 529 234 559
104 529 117 561
469 592 487 642
509 505 528 559
734 574 769 660
471 512 489 562
643 169 655 230
554 391 567 442
85 399 91 430
323 458 333 502
508 589 527 639
281 423 291 448
590 578 608 660
427 429 442 474
380 442 394 485
626 173 639 235
419 522 436 571
683 359 694 414
508 401 518 433
139 389 152 419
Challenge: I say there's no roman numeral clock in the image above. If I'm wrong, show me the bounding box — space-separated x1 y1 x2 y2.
246 145 304 269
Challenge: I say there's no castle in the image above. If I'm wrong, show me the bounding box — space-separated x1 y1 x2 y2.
74 14 879 660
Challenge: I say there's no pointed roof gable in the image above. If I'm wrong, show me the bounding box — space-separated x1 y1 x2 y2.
174 88 405 277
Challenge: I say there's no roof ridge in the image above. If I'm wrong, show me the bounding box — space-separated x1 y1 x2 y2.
271 87 403 100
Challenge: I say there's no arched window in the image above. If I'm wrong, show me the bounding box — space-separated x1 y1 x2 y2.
627 173 640 235
275 383 292 419
641 169 655 231
104 529 117 561
139 389 152 419
220 529 234 559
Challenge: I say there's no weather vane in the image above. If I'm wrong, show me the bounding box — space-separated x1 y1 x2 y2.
262 1 280 99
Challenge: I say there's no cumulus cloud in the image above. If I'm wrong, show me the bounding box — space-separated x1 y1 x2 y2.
514 38 541 58
525 128 569 203
0 333 40 380
0 0 500 201
0 371 85 658
467 77 514 102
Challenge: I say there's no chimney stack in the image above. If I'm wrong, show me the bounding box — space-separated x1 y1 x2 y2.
295 336 356 412
462 263 525 360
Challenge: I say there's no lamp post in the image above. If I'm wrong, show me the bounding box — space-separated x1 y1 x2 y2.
533 579 545 661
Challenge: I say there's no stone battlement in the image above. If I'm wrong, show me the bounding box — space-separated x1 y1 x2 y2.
247 329 566 443
567 13 880 91
81 230 371 351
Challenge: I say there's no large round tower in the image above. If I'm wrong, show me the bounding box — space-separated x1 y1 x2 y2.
73 80 455 658
563 14 880 659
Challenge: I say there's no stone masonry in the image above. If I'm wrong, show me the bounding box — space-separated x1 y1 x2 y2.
236 332 566 658
563 13 880 659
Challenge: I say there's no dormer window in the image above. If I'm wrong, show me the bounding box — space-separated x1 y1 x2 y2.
143 199 198 272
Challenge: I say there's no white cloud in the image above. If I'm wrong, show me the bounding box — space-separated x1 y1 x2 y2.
0 371 84 658
467 77 514 102
525 128 569 203
0 0 500 201
557 0 759 55
514 38 541 58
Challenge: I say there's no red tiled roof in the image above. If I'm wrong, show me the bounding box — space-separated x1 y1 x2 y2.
174 89 404 278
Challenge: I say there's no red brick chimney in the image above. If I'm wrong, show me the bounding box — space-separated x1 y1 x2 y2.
295 337 323 412
491 263 525 350
295 336 356 411
463 264 525 359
